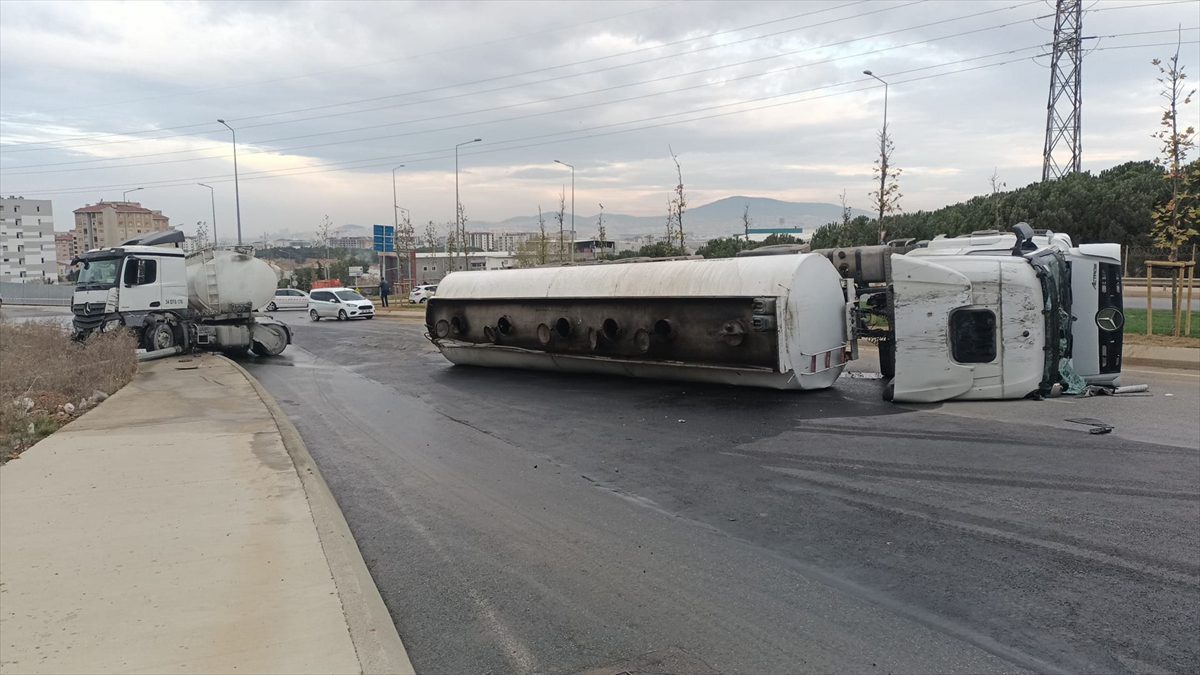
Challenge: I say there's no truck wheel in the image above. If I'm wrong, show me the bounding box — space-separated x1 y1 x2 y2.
878 339 895 379
310 309 320 322
251 324 289 357
338 310 348 321
143 322 176 351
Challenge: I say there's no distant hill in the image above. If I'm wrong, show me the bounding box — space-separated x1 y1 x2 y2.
471 196 870 240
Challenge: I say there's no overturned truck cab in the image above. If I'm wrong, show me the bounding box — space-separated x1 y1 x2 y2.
426 224 1122 404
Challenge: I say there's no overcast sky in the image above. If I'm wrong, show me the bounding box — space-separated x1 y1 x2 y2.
1 0 1197 240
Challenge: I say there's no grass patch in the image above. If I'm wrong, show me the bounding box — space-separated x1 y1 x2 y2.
1122 308 1200 340
0 321 137 463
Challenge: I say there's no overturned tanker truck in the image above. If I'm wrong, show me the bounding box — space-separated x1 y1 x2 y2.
425 224 1123 403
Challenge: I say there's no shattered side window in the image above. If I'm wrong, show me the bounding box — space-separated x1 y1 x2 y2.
950 309 997 363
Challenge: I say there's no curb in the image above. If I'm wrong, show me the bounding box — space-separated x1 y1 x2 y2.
220 355 415 675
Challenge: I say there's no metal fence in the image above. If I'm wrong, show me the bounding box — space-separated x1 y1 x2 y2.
0 281 75 306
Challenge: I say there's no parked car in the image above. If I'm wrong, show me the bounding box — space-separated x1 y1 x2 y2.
308 288 375 321
410 284 438 304
265 288 309 311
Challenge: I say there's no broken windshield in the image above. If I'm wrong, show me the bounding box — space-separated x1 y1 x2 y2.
76 256 122 291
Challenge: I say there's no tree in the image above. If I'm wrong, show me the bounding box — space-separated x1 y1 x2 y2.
870 127 902 243
697 236 755 259
538 205 549 265
315 214 333 276
989 169 1007 230
742 203 752 240
596 202 607 259
669 146 687 251
1151 38 1198 261
555 189 567 262
424 220 439 250
194 221 210 250
396 210 415 285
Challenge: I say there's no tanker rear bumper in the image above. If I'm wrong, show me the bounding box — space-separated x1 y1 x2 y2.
433 339 842 390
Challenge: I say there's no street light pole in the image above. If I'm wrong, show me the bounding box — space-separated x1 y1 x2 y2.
863 70 890 244
455 138 482 272
122 187 143 203
197 183 217 246
217 119 243 245
554 160 575 262
389 165 405 286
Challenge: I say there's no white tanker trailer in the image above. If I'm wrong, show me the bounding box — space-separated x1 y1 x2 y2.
426 224 1123 403
71 230 291 356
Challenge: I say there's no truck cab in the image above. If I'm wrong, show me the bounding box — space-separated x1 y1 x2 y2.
886 226 1122 402
72 245 189 339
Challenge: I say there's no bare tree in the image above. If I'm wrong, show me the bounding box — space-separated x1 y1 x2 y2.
537 205 548 265
554 189 567 262
1151 35 1198 262
194 221 210 250
989 169 1007 230
424 220 439 250
664 198 676 249
454 202 470 271
396 210 415 286
670 146 686 251
839 190 852 227
742 204 752 240
315 214 333 277
869 128 902 243
596 203 607 259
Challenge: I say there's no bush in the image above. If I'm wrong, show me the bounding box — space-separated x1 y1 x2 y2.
0 321 137 462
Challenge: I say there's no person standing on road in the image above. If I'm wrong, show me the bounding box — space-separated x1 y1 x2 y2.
379 278 391 308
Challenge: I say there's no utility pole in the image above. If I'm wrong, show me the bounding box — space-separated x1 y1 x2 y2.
863 70 890 244
1041 0 1089 181
455 138 482 272
390 165 404 286
197 183 217 245
217 119 243 245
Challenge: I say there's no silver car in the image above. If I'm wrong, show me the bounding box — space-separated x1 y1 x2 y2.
308 288 375 321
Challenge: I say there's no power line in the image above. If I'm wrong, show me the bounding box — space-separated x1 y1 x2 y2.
0 0 873 149
5 37 1192 198
5 1 1058 172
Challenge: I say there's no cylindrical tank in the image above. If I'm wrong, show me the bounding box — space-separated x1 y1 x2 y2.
185 249 278 314
426 254 850 390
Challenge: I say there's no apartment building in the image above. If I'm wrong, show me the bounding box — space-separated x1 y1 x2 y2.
0 196 58 282
73 201 170 251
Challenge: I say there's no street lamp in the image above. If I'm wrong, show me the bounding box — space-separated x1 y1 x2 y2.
197 183 217 246
554 160 575 263
217 119 243 245
863 70 890 244
122 187 143 203
455 138 482 272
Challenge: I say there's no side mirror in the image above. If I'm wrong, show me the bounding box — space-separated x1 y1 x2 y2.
1011 222 1035 256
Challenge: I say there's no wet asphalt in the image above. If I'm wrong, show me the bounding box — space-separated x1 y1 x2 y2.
242 312 1200 674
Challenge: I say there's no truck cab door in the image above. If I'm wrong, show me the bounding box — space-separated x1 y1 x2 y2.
888 255 975 402
117 257 163 312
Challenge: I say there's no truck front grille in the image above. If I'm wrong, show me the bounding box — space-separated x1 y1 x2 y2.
1097 263 1122 374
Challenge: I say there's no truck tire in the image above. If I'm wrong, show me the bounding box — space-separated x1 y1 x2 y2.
878 339 895 379
309 309 320 322
251 324 289 357
142 321 177 351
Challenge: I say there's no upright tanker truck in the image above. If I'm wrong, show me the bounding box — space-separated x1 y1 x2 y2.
424 224 1122 403
71 230 291 357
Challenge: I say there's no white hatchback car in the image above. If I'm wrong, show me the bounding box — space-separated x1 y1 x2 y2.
308 288 375 321
265 288 309 311
409 284 438 304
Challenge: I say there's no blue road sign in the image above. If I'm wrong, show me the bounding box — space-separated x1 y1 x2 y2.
373 224 395 252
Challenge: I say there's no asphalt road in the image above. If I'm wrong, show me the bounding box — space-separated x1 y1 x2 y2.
237 311 1199 674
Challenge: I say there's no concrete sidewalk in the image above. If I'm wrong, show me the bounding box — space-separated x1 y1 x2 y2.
0 354 412 674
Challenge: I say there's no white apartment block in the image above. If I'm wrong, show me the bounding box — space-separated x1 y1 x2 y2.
0 197 57 283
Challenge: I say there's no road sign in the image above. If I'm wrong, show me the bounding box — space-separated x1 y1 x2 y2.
373 224 395 253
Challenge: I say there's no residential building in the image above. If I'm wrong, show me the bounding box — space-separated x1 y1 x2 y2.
0 197 57 282
55 231 77 263
464 231 496 251
415 251 516 284
73 201 170 251
495 231 538 253
328 236 371 249
572 238 616 261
